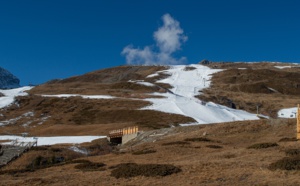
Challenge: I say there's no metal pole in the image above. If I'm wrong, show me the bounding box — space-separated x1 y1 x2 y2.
297 104 300 140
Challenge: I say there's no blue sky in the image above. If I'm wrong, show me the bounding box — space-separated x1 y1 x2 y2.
0 0 299 85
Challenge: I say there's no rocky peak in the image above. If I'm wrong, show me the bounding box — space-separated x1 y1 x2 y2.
0 67 20 89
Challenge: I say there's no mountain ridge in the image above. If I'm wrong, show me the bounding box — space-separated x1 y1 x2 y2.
0 67 20 89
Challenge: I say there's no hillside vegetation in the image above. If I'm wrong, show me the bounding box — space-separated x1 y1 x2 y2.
198 62 300 118
1 119 300 185
0 62 300 185
0 63 299 136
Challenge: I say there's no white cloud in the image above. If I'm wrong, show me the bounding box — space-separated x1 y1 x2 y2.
122 14 188 65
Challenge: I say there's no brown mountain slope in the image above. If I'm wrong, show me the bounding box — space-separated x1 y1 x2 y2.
1 63 300 185
30 65 171 96
0 65 194 136
1 62 299 136
198 62 300 118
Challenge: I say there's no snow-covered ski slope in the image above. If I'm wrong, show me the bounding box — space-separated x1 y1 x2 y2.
142 64 259 125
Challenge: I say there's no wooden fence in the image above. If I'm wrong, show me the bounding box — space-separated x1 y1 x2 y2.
109 126 138 138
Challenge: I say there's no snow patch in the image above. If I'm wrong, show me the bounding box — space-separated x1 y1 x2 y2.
41 94 115 99
278 107 297 118
0 111 35 126
69 146 89 155
22 121 32 127
38 116 51 125
129 80 155 87
0 86 33 109
274 66 291 69
142 64 259 124
267 87 279 93
146 73 159 78
0 135 106 146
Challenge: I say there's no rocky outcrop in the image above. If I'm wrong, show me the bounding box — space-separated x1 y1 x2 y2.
0 67 20 89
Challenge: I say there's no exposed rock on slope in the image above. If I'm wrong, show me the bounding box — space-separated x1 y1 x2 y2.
0 67 20 89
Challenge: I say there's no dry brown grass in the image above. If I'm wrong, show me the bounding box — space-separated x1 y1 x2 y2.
0 65 197 136
132 149 157 155
74 161 106 172
1 63 300 185
0 94 195 135
1 119 300 185
30 66 168 96
198 62 300 118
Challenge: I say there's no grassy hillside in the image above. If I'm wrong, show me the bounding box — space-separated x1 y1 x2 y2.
1 119 299 185
198 62 300 118
0 62 300 185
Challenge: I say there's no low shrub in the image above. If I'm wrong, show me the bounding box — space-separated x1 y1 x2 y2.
110 163 181 178
70 159 91 164
222 153 236 159
279 137 298 142
0 168 34 175
184 137 215 143
162 141 190 146
285 149 300 156
31 146 48 151
26 156 65 170
51 148 62 152
74 162 106 171
269 156 300 170
247 143 278 149
132 149 156 155
206 145 223 149
26 155 65 170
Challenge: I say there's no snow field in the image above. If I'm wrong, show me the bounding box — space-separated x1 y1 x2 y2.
0 64 297 146
274 66 292 69
0 135 106 146
41 94 115 99
142 64 259 125
0 86 33 108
